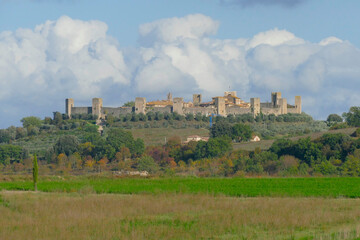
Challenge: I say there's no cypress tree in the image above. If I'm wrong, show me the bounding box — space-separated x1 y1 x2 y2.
33 154 38 191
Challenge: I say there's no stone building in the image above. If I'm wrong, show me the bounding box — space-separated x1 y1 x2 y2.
64 91 301 119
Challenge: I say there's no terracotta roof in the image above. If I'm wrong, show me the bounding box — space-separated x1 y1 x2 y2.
226 95 241 99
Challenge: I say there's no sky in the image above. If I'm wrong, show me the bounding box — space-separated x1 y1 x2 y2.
1 0 360 128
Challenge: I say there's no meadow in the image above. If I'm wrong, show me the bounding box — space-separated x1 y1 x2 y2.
1 191 360 239
1 176 360 198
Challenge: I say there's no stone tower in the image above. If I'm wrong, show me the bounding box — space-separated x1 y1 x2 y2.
224 91 237 97
295 96 302 114
65 98 74 118
251 98 260 117
92 98 103 119
214 97 226 116
278 98 287 114
173 97 184 115
193 94 202 106
271 92 282 107
167 92 173 102
135 97 146 114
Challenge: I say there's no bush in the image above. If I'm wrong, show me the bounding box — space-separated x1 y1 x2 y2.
136 155 159 173
343 106 360 127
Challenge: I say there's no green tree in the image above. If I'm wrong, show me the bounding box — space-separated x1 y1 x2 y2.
194 141 208 159
314 161 338 175
195 113 203 122
353 128 360 137
21 116 42 128
210 121 232 138
270 138 294 156
0 145 24 164
185 113 194 121
327 114 343 123
343 106 360 127
133 138 145 157
206 137 232 158
122 101 135 107
53 135 79 156
292 137 323 166
106 128 144 157
342 155 360 176
146 112 155 121
15 127 27 139
83 124 99 133
0 129 11 143
136 155 158 173
53 112 63 125
33 154 38 191
232 123 252 142
155 112 164 121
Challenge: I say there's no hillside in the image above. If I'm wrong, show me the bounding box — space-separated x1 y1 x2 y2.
233 127 358 151
0 108 359 177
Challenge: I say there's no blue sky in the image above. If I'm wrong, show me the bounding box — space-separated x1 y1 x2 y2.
1 0 360 128
2 0 360 47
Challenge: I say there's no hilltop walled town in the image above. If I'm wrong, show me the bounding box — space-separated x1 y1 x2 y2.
65 91 302 119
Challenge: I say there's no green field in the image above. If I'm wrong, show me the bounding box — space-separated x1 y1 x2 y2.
1 177 360 198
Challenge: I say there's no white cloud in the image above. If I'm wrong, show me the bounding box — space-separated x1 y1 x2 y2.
1 14 360 127
0 16 130 127
319 37 343 46
138 14 219 46
246 28 305 49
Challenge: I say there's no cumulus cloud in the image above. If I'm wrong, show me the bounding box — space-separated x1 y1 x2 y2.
138 14 219 46
1 14 360 128
220 0 307 8
0 16 130 127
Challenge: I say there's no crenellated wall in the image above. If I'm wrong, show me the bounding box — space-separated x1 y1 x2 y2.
71 107 92 115
146 106 172 113
64 91 301 119
102 107 132 117
226 106 251 115
261 107 281 115
184 107 216 116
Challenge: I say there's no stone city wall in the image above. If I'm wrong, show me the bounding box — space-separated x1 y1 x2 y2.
102 107 132 117
71 107 91 115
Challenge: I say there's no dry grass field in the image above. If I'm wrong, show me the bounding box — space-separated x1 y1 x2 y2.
1 191 360 240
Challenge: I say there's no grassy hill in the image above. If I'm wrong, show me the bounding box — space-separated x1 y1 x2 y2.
9 122 337 155
233 127 357 151
130 128 209 146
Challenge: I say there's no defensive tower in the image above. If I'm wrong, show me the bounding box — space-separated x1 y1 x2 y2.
135 97 146 114
173 97 184 115
92 98 103 119
295 96 302 114
193 94 202 106
251 98 261 117
65 98 74 118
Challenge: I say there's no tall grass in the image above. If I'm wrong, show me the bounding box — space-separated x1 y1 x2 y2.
1 192 360 239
